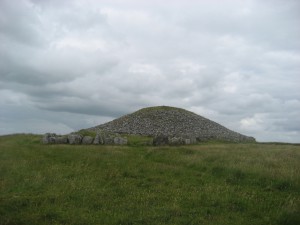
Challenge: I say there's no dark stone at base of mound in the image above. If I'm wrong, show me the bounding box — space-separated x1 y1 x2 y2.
114 136 128 145
93 134 103 144
42 133 68 144
68 134 83 145
42 133 56 144
153 136 169 146
55 136 68 144
153 135 198 146
82 136 94 144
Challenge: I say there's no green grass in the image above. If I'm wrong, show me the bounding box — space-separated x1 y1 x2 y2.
1 134 299 225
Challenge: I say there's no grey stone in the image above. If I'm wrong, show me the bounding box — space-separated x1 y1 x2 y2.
55 136 68 144
93 134 100 145
184 139 191 145
82 136 94 145
42 133 56 144
114 136 127 145
68 134 83 144
98 132 105 144
168 137 184 145
104 137 114 145
94 130 107 145
48 136 56 144
153 135 169 146
184 137 197 145
98 130 114 144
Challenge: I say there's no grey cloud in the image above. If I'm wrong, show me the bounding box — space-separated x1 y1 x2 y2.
0 44 118 84
0 0 299 142
0 0 46 47
179 0 300 50
36 98 129 117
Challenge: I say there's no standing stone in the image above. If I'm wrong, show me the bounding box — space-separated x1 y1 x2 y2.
93 134 100 144
99 132 105 144
114 137 128 145
68 134 83 144
99 131 114 144
93 130 107 144
82 136 94 145
94 133 104 145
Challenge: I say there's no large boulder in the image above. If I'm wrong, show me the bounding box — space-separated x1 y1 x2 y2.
93 134 99 144
100 131 114 144
153 135 169 146
104 136 114 144
114 137 128 145
42 133 56 144
68 134 83 144
93 134 102 144
55 136 68 144
82 136 94 145
168 137 184 145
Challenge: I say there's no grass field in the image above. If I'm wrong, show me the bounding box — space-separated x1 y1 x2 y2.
1 134 299 225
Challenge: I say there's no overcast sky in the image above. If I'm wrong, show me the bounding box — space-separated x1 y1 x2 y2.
1 0 299 142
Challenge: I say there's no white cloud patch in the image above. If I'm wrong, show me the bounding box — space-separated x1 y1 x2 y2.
240 114 265 131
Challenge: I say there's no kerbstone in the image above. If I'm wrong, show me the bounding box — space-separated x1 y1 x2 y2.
82 136 94 145
114 137 128 145
68 134 83 144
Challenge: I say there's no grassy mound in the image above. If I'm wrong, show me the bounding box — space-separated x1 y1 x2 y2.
1 134 299 225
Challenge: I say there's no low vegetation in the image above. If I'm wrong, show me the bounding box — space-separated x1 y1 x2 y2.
1 134 299 225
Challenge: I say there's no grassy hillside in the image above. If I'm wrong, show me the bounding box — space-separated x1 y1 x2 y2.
1 134 299 225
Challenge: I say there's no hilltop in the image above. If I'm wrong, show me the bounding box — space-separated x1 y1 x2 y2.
88 106 255 143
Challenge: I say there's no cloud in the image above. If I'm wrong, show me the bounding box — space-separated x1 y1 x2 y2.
240 113 266 131
0 0 46 46
0 0 299 142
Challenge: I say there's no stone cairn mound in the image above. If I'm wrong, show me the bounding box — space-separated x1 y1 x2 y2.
88 106 255 145
43 106 255 146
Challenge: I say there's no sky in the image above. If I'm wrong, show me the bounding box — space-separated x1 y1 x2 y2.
0 0 299 143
